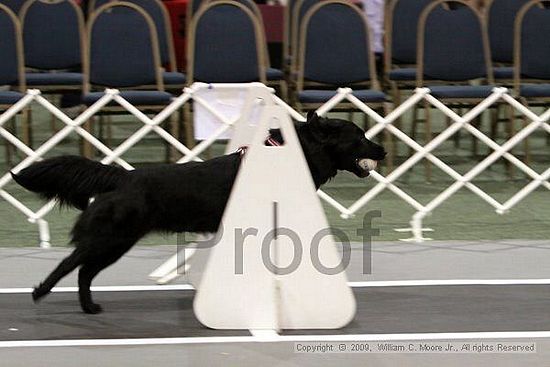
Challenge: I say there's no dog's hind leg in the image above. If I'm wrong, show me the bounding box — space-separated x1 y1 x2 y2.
78 262 107 314
77 238 138 314
32 248 85 302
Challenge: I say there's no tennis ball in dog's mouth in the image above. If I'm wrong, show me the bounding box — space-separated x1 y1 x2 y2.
357 158 378 171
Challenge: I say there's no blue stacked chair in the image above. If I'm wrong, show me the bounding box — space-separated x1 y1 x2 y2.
84 2 172 105
188 0 266 83
282 0 297 72
129 0 186 89
485 0 531 168
418 1 494 98
0 4 24 105
416 0 494 180
514 0 550 101
384 0 433 164
295 0 386 109
229 0 287 99
186 0 205 20
20 0 85 92
82 2 175 157
185 0 266 146
294 0 391 169
87 0 115 14
289 0 320 77
487 0 531 83
0 3 27 163
88 0 186 90
513 0 550 163
384 0 433 103
0 0 26 13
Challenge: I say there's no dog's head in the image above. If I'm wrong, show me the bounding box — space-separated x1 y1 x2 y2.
305 112 386 178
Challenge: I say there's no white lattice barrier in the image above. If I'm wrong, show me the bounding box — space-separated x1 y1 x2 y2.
316 86 550 241
0 83 287 247
0 84 548 246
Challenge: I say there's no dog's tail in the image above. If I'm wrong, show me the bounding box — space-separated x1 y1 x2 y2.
11 155 129 210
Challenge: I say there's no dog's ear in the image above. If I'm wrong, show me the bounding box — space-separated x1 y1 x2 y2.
307 112 331 143
307 111 323 131
307 111 319 123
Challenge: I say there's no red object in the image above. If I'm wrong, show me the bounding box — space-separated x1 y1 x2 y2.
163 0 188 71
258 4 284 43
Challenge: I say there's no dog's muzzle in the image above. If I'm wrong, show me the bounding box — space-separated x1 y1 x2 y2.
355 158 378 177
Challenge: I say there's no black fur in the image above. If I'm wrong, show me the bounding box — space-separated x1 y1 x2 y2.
12 114 386 314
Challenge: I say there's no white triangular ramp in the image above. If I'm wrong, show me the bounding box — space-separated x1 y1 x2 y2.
224 84 276 153
193 106 356 330
193 82 272 143
150 84 275 284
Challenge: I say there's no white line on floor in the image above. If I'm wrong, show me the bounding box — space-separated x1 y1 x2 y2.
2 331 550 348
0 284 195 294
348 279 550 287
250 329 280 340
2 279 550 294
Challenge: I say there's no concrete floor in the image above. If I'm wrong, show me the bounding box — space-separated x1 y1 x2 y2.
1 240 550 366
0 341 548 367
1 240 550 288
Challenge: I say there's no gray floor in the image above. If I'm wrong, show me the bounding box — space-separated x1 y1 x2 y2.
1 240 550 366
1 341 549 367
0 291 246 341
1 240 550 288
2 285 550 341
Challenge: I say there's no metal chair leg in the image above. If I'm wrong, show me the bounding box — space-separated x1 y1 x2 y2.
506 103 515 178
453 107 462 148
106 115 113 147
381 102 394 173
183 103 195 149
82 117 94 158
409 103 419 159
521 108 531 168
169 112 180 162
472 115 480 158
21 107 32 149
3 116 16 167
424 99 432 182
490 104 499 142
50 112 57 134
278 80 289 103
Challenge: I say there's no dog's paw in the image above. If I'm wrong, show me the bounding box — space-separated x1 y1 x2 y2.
82 302 103 314
32 285 49 303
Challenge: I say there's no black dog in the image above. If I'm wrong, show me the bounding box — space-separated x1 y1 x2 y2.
12 113 386 314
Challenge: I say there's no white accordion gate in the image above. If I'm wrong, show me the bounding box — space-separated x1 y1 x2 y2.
0 83 548 246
